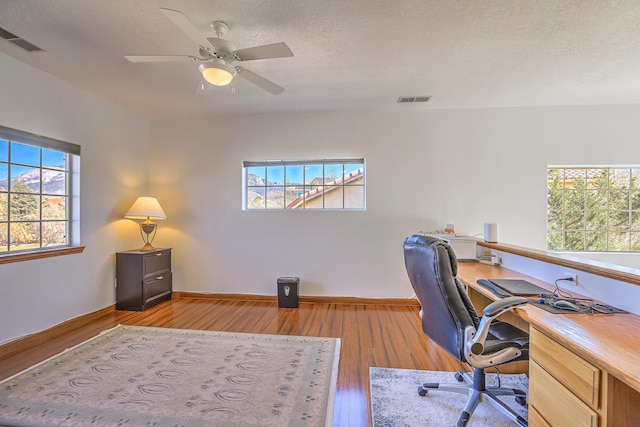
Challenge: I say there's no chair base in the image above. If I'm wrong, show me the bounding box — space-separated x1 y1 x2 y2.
417 368 528 427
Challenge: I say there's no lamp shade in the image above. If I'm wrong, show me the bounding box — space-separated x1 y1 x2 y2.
124 197 167 220
199 61 236 86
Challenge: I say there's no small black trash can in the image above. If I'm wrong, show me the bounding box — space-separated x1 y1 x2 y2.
277 277 299 308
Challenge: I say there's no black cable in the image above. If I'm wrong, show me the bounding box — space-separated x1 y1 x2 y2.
552 278 574 299
552 278 598 313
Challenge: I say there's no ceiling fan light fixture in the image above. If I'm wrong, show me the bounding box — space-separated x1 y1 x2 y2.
199 61 236 86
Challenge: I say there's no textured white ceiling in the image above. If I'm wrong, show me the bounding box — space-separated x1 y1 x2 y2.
1 0 640 120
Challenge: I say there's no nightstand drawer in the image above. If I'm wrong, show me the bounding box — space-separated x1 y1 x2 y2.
530 360 598 427
144 250 171 278
530 327 600 408
145 272 172 302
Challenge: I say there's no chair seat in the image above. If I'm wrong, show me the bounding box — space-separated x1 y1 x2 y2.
486 320 529 362
488 320 529 346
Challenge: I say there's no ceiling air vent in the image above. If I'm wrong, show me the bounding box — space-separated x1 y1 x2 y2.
0 25 43 52
397 96 432 103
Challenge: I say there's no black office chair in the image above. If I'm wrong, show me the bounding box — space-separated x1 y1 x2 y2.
403 235 529 427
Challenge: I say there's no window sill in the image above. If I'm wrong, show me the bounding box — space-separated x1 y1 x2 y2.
0 246 85 264
476 239 640 287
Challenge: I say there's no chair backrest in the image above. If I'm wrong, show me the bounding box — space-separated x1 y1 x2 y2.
403 235 480 361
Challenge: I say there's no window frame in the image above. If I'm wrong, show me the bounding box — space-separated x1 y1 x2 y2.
0 125 82 261
242 158 366 211
547 165 640 252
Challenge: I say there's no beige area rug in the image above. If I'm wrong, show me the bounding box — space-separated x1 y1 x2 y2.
370 367 528 427
0 325 341 427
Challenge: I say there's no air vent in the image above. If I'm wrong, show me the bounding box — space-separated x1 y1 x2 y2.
0 27 18 40
397 96 432 103
0 25 43 52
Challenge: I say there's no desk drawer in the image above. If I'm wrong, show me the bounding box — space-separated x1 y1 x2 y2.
530 327 600 408
530 361 598 427
528 405 551 427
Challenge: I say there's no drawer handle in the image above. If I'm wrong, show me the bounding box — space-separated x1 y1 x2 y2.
156 276 164 280
155 253 163 256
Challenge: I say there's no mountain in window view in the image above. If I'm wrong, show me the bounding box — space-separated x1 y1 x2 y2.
247 174 271 186
246 173 273 197
0 169 66 194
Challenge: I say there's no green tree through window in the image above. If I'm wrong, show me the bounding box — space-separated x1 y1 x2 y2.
547 167 640 252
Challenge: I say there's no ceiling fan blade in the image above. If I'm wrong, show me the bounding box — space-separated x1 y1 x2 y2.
237 67 285 95
160 8 212 49
234 42 293 61
125 55 196 63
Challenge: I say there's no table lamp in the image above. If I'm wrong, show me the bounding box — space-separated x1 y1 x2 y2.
124 196 167 251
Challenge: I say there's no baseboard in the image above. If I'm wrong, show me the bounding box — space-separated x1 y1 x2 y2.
0 305 116 361
173 291 420 306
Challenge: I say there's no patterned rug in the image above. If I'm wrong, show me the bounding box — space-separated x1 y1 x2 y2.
0 325 341 427
370 367 528 427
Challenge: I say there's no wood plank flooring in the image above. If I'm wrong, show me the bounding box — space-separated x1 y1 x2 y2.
0 295 465 427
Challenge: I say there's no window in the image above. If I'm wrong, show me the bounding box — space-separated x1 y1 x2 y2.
547 167 640 252
243 159 365 210
0 126 80 254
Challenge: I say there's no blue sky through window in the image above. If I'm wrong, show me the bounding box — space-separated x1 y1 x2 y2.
305 165 322 182
0 140 7 163
43 149 66 169
247 162 363 187
284 165 302 185
0 141 67 181
11 142 39 166
266 166 284 185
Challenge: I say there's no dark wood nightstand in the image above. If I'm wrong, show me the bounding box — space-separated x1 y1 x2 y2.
115 248 172 311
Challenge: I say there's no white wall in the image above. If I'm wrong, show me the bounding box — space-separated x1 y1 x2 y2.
148 105 640 300
0 53 149 344
149 113 419 298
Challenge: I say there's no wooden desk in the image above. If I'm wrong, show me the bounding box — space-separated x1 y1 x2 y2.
457 262 640 427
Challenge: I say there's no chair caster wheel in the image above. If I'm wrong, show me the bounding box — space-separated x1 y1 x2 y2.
455 372 464 382
418 386 428 396
515 395 527 406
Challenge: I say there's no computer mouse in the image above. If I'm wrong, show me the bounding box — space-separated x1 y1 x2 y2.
551 299 581 312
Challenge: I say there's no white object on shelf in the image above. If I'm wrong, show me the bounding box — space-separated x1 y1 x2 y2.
424 234 477 261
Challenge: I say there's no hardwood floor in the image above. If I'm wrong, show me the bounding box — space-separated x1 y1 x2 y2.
0 295 465 427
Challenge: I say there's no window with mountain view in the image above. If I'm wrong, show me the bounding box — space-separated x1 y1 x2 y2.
243 159 365 210
547 167 640 252
0 126 80 254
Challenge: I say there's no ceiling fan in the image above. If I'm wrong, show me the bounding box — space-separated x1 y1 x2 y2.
125 8 293 95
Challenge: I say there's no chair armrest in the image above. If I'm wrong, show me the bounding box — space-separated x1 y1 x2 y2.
463 297 528 368
474 297 527 346
483 296 528 318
